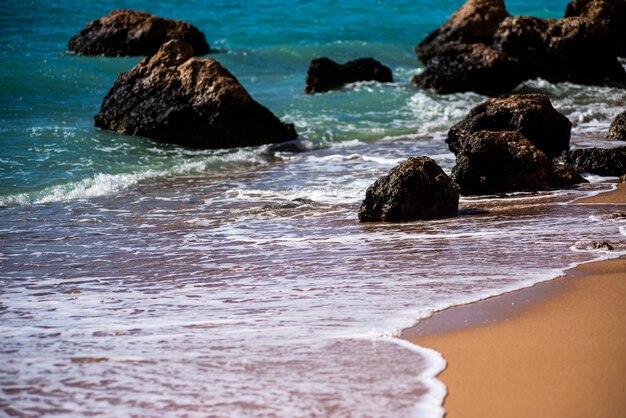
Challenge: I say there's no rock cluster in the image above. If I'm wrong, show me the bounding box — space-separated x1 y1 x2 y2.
69 9 211 56
95 40 297 149
358 157 459 222
448 94 585 195
446 94 571 158
304 57 393 94
413 0 625 95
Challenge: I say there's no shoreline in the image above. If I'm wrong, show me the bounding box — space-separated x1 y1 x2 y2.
404 183 626 418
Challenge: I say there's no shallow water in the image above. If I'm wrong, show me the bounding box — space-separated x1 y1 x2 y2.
1 1 626 417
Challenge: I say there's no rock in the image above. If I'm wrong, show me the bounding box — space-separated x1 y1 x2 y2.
565 0 626 56
592 241 614 250
304 57 393 94
358 157 459 222
567 147 626 176
94 40 297 149
607 111 626 140
493 15 625 84
451 131 583 196
416 0 509 64
447 94 571 159
68 9 211 56
412 43 524 96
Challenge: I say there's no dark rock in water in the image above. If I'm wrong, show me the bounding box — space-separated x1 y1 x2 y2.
68 9 211 56
567 147 626 176
358 157 459 222
447 94 571 159
451 131 583 196
592 241 614 250
565 0 626 57
493 15 625 84
607 111 626 141
304 57 393 94
552 162 588 187
416 0 509 64
412 43 524 96
94 40 297 149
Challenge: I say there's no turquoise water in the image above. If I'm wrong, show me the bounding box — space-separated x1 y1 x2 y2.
0 0 580 203
2 1 626 417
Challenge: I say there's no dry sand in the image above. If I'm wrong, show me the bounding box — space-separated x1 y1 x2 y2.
405 184 626 418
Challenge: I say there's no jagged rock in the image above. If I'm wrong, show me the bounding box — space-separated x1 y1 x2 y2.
607 111 626 140
68 9 211 56
94 40 297 149
565 0 626 56
416 0 509 64
592 241 614 250
567 147 626 176
304 57 393 94
493 15 625 84
358 157 459 222
447 94 571 158
451 131 584 196
412 43 523 96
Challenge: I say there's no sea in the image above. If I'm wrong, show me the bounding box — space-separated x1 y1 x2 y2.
1 1 625 417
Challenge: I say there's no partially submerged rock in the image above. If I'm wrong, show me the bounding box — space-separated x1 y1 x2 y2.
451 131 583 196
94 40 297 149
447 94 571 159
412 43 523 96
69 9 211 56
304 57 393 94
565 0 626 56
358 157 459 222
416 0 509 64
567 147 626 176
493 15 625 84
607 111 626 141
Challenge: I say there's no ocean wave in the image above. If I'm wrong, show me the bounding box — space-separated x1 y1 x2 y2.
0 148 268 206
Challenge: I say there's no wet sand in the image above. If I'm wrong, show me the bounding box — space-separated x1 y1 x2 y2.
405 184 626 418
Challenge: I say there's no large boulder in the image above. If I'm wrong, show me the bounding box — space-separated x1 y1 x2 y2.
565 0 626 56
358 157 459 222
493 15 625 84
94 40 297 149
567 147 626 176
304 57 393 94
451 131 584 196
412 43 524 96
607 111 626 140
416 0 509 64
69 9 211 56
447 94 571 159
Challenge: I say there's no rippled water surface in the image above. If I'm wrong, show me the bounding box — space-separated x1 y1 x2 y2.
1 0 626 417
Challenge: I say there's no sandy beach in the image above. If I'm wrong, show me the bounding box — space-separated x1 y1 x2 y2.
405 183 626 418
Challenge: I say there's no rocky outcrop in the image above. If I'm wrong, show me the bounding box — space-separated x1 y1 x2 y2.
451 131 584 195
304 57 393 94
565 0 626 56
493 15 625 84
607 111 626 140
567 147 626 176
358 157 459 222
412 43 524 95
416 0 509 64
447 94 571 159
94 40 297 149
68 10 211 56
413 0 625 95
